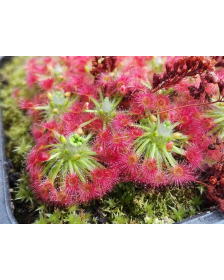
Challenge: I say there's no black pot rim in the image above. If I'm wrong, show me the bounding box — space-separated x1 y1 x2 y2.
0 104 17 224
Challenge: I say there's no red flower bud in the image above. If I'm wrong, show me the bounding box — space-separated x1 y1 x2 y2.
209 176 218 186
218 80 224 95
152 73 161 88
165 63 172 74
205 71 218 83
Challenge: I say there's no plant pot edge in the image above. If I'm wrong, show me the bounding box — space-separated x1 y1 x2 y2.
0 56 17 223
177 208 224 224
0 104 17 224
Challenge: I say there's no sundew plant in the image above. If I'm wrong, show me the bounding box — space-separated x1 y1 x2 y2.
3 56 224 212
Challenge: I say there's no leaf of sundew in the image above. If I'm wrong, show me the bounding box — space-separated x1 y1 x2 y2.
72 162 86 183
172 146 185 155
170 122 180 130
146 118 155 128
49 159 64 181
134 132 152 143
144 132 152 138
134 139 147 152
49 152 61 160
76 160 92 174
87 154 98 160
89 159 103 169
79 154 96 164
135 139 151 157
34 106 49 110
85 158 102 169
78 168 90 177
79 149 97 157
83 152 98 159
88 158 103 168
81 158 100 171
43 144 59 149
79 159 95 172
67 96 79 108
145 143 152 158
214 116 224 123
113 96 124 108
61 161 69 180
84 133 93 143
161 151 171 168
68 160 74 174
90 97 100 108
140 80 152 89
98 90 104 103
111 91 119 104
49 149 60 155
132 124 152 132
133 137 149 149
205 110 221 117
74 161 86 174
150 143 157 159
207 125 221 136
43 160 56 174
163 149 177 167
155 148 163 170
80 165 92 177
154 114 159 126
79 157 95 167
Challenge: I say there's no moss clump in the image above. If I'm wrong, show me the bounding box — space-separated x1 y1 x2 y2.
0 57 33 169
33 182 205 224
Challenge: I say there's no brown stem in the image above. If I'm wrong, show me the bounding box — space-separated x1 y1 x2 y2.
195 180 209 188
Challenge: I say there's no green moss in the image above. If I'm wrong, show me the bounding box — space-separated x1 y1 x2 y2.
32 182 205 224
0 57 34 169
0 57 207 224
